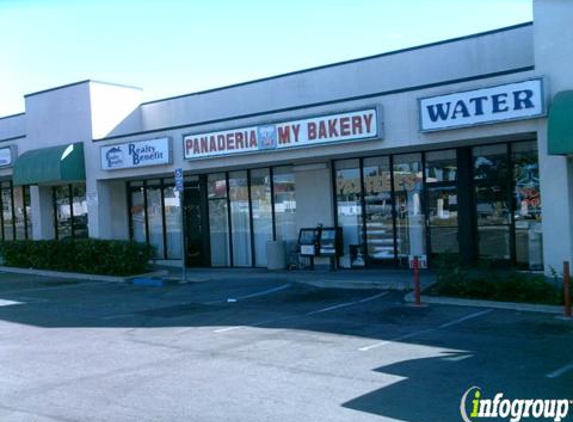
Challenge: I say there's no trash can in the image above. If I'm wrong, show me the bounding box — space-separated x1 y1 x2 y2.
266 240 286 270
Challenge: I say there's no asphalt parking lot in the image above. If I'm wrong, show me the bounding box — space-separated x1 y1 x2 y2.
0 271 571 422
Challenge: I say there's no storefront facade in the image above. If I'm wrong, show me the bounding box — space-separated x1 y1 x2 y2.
1 0 572 274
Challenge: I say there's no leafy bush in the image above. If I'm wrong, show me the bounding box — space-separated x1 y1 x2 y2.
428 253 564 305
0 239 155 276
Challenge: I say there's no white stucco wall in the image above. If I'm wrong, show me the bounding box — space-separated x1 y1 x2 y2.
533 0 573 273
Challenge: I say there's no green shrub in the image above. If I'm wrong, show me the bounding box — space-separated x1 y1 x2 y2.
428 255 564 305
0 239 155 276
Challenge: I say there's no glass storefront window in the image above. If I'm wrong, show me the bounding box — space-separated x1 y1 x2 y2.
129 186 146 244
208 173 231 267
24 187 32 239
53 184 87 240
1 182 14 241
273 166 297 259
13 186 26 240
425 150 457 183
251 168 273 267
54 185 72 240
208 173 227 199
229 171 252 267
425 150 459 257
363 157 394 263
163 185 182 259
335 160 364 267
473 145 511 263
512 141 543 270
146 183 165 259
473 144 510 181
72 185 88 239
393 154 426 262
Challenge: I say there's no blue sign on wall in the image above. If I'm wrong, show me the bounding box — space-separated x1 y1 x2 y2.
174 168 184 192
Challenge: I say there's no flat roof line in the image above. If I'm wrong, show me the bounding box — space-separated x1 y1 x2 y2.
141 22 533 107
0 135 26 143
95 65 534 142
0 112 25 121
24 79 143 99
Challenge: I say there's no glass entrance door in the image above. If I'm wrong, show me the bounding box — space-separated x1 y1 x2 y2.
184 177 209 267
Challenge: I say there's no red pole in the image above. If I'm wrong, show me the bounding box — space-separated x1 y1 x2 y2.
413 256 421 306
564 261 571 318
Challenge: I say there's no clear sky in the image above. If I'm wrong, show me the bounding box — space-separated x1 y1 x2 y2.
0 0 532 117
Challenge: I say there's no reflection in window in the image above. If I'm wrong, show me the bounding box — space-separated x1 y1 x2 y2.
54 185 72 240
129 187 146 244
425 150 457 183
146 183 164 258
163 185 182 259
513 141 543 270
53 184 87 240
13 186 26 240
473 144 509 181
335 160 364 267
229 171 252 267
251 169 273 267
208 173 231 267
273 167 297 258
363 157 394 263
393 154 426 261
1 182 14 240
72 185 88 238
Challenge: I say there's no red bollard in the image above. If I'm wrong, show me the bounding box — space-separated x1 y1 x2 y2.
413 256 421 306
564 261 571 318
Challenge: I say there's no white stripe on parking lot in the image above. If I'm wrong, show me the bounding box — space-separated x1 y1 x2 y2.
546 363 573 379
213 291 389 333
204 284 291 305
359 309 494 352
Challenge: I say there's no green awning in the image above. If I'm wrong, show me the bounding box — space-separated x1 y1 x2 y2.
13 142 86 186
548 91 573 155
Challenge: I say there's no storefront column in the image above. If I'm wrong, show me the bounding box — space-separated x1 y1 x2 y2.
30 186 55 240
538 129 573 273
534 0 573 273
86 179 129 240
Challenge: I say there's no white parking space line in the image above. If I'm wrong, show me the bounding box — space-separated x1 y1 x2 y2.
204 284 291 305
358 309 494 352
546 363 573 379
213 291 389 333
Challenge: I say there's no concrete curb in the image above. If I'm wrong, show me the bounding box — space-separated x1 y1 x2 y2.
0 266 169 283
405 292 563 314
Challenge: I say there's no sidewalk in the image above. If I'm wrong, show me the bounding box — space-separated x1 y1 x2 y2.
157 265 436 291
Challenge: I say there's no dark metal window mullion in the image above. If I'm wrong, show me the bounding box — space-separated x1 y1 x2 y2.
421 152 431 266
270 167 277 241
389 154 399 267
225 172 234 267
507 142 517 266
143 180 150 245
359 157 368 265
52 187 58 240
0 185 5 241
22 186 28 240
331 160 340 267
160 180 168 259
126 182 134 240
69 185 74 239
247 169 256 268
8 181 16 240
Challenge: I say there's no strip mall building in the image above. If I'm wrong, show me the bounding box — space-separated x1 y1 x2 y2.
1 0 572 274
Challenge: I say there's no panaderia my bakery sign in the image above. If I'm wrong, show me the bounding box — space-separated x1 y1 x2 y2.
183 107 381 160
